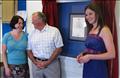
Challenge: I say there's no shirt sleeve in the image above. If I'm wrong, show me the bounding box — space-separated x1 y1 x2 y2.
54 28 64 48
2 33 9 45
27 33 32 50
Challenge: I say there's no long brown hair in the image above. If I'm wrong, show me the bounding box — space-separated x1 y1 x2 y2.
84 3 105 33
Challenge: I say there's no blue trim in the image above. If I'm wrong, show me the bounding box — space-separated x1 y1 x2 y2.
2 23 11 36
18 0 26 10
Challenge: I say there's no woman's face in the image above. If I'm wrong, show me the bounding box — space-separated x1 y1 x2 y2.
85 8 98 25
15 18 23 31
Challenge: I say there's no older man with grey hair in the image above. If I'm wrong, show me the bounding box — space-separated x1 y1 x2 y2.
27 12 63 78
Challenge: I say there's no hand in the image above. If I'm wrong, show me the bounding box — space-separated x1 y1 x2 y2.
77 54 90 63
33 59 45 68
35 60 44 68
40 60 51 68
5 67 11 77
76 53 83 62
36 60 51 69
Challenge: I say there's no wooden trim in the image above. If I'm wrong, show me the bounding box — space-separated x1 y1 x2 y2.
2 0 18 23
14 0 18 14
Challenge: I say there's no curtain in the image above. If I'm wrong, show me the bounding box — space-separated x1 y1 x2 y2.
92 0 118 78
42 0 58 27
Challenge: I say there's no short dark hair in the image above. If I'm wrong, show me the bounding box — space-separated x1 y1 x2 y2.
10 15 24 29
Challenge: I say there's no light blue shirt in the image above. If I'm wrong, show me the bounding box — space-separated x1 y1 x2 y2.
2 32 28 64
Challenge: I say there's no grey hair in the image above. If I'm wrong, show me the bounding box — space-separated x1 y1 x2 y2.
33 12 47 23
37 12 47 23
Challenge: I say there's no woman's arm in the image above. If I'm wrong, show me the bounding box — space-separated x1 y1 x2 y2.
77 27 115 63
2 44 8 68
2 44 11 76
88 26 115 60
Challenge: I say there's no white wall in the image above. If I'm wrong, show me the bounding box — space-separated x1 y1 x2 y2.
115 1 120 78
26 1 42 78
0 21 1 62
60 56 83 78
0 19 1 62
27 1 42 34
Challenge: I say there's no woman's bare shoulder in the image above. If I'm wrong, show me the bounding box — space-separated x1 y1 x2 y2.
101 26 111 33
100 25 112 39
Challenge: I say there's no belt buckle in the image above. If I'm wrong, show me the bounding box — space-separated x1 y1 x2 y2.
40 58 48 61
34 57 48 61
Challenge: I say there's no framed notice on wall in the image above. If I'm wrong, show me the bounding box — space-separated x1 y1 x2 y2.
69 13 87 41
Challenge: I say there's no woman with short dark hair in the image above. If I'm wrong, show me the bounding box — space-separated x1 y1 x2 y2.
2 15 29 78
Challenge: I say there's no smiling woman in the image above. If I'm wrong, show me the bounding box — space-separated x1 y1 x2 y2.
2 15 29 78
77 3 115 78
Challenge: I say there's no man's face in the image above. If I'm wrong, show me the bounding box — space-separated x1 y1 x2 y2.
32 14 39 25
32 13 42 29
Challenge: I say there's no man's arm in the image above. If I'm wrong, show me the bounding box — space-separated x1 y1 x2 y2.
27 50 37 65
40 47 62 68
48 47 62 64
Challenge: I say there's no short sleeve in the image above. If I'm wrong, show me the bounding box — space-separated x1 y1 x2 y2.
2 33 9 45
23 32 28 41
54 28 64 48
27 33 32 50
